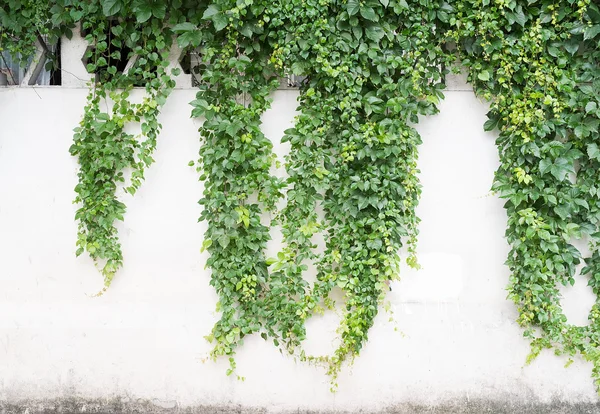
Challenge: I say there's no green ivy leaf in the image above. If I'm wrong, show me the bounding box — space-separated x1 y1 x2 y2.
102 0 122 16
574 125 589 138
151 2 166 18
111 25 123 36
172 22 197 32
347 0 360 16
547 45 560 57
218 235 230 249
134 1 167 22
360 7 378 21
394 0 409 11
584 25 600 40
539 158 552 174
200 239 212 253
70 9 84 21
365 24 384 42
202 4 220 19
291 61 306 75
212 13 228 31
512 7 527 26
226 120 244 136
585 101 597 114
587 144 600 161
135 8 152 23
550 158 572 181
177 30 202 48
483 115 499 131
564 40 579 55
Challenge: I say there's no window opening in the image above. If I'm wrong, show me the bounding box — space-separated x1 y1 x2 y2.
0 36 60 86
81 20 158 86
179 49 205 87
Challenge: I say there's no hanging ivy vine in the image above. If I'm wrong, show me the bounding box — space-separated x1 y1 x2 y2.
70 3 177 293
4 0 600 392
451 0 600 388
177 0 287 375
2 1 177 292
272 0 452 386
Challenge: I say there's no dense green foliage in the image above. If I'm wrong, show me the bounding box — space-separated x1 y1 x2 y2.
2 0 600 391
0 0 51 61
451 0 600 387
183 0 286 376
176 0 451 387
71 3 177 292
270 0 451 385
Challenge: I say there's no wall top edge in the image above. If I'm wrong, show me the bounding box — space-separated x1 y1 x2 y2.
0 86 474 92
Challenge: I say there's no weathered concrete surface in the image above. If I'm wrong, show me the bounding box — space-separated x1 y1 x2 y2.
1 397 600 414
0 82 599 411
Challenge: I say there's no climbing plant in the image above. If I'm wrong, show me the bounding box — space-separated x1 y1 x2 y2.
169 0 455 390
178 0 286 376
4 0 600 392
173 0 452 387
269 0 452 387
450 0 600 388
0 0 46 62
0 0 67 79
70 3 176 293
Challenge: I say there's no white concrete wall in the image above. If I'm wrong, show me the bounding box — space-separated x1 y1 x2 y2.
0 79 598 413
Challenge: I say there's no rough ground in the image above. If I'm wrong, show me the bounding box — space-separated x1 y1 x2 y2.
1 398 600 414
